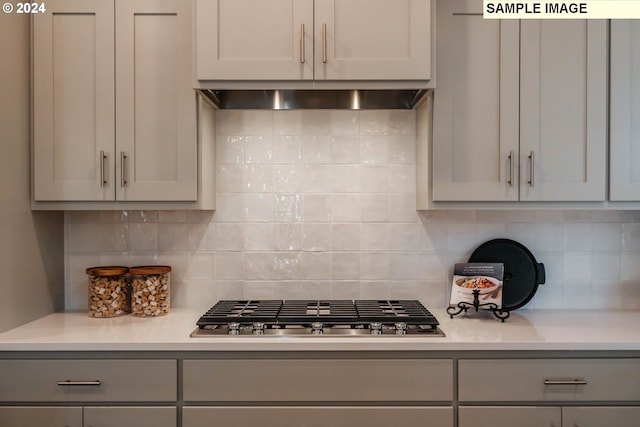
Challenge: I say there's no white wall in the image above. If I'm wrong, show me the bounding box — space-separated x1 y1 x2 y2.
64 110 640 312
0 13 65 332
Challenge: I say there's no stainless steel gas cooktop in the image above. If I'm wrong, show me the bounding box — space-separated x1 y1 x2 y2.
190 300 444 337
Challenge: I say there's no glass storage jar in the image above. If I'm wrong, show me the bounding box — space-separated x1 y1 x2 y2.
86 266 130 318
129 265 171 317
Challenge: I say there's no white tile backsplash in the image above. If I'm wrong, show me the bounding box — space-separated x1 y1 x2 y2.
65 110 640 310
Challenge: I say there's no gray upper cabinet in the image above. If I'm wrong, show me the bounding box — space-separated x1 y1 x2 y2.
519 19 607 202
432 0 519 201
194 0 432 84
610 20 640 201
432 0 607 202
33 0 197 203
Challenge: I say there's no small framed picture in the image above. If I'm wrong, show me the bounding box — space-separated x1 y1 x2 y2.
449 263 504 309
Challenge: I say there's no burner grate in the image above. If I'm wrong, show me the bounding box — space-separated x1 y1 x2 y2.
196 300 282 327
355 300 439 327
277 300 359 325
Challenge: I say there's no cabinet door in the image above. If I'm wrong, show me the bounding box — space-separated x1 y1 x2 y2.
610 20 640 201
563 407 640 427
432 0 519 201
314 0 431 81
459 406 561 427
194 0 314 81
0 407 82 427
84 406 176 427
520 20 607 201
183 407 453 427
32 0 115 201
115 0 197 201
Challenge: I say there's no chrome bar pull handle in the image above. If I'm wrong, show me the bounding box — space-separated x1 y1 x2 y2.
57 380 101 386
322 23 327 63
508 151 514 187
528 151 534 187
300 23 305 63
120 151 127 187
100 151 107 187
544 378 587 385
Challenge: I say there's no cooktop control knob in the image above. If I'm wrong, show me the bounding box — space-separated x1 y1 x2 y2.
311 322 324 335
228 322 240 335
395 322 408 335
370 322 383 335
252 322 265 335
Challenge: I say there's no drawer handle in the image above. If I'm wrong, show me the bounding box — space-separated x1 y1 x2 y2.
57 380 101 386
544 378 587 385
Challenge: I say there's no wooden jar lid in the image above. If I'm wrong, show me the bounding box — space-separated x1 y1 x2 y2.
86 266 129 276
129 265 172 275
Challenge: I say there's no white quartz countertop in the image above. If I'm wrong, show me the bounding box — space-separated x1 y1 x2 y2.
2 308 640 352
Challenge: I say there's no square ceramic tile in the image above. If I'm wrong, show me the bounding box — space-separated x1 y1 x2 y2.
244 193 275 222
303 165 330 193
331 195 362 222
274 253 302 280
361 166 389 193
244 253 275 280
331 224 361 251
158 223 188 252
273 135 303 163
274 110 302 135
301 110 332 135
360 136 389 164
274 194 303 222
302 195 331 222
274 223 303 251
244 223 274 251
330 165 361 193
216 165 244 193
187 252 216 280
215 223 245 251
244 165 273 193
302 223 332 251
215 252 244 280
215 193 244 222
302 252 332 280
360 252 390 280
244 135 273 164
331 136 360 164
217 135 244 164
361 194 389 222
273 165 303 193
330 111 359 135
302 136 332 164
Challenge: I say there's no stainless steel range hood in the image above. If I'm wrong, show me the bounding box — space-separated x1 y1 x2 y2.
196 89 429 110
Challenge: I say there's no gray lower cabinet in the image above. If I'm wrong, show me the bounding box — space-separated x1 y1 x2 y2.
183 359 454 427
0 406 176 427
458 359 640 427
0 406 83 427
84 406 177 427
0 359 178 427
0 359 177 402
459 406 640 427
563 407 640 427
459 406 561 427
183 407 453 427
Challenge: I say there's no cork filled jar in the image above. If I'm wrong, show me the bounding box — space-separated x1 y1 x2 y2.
86 266 130 318
129 265 171 317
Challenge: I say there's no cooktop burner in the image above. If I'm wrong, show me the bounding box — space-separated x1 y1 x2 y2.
191 300 444 337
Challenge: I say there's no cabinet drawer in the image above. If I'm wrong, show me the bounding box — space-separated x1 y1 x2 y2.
183 406 453 427
459 359 640 402
0 359 176 402
84 406 177 427
183 359 453 402
0 407 82 427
